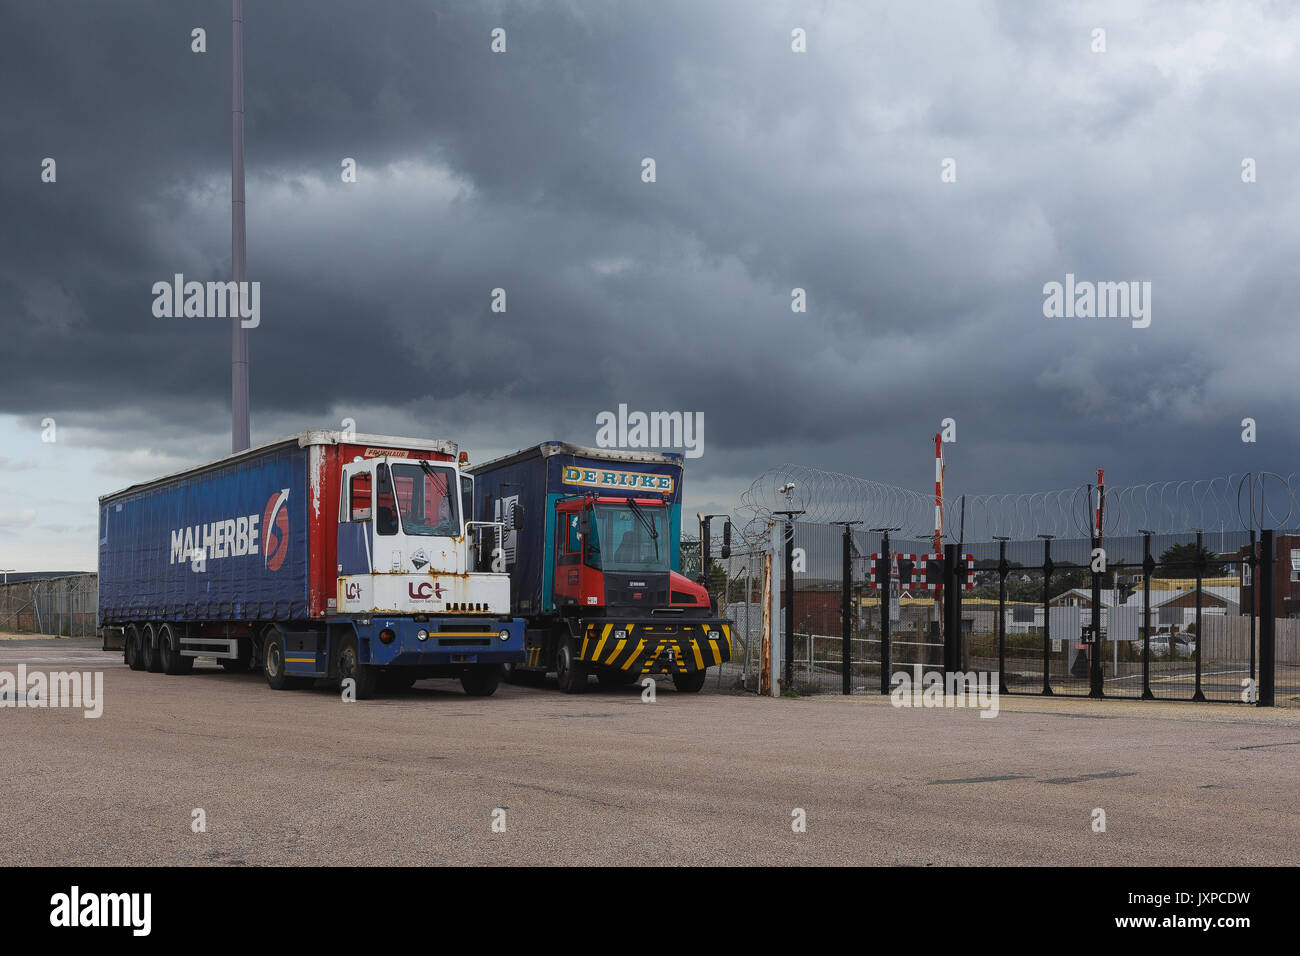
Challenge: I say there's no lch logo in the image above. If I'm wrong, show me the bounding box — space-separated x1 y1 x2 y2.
49 886 151 936
408 581 445 600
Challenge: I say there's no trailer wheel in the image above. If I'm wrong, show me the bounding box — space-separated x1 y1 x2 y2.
124 624 145 671
555 636 586 694
159 623 194 675
461 665 501 697
673 670 708 693
335 634 378 700
141 624 163 673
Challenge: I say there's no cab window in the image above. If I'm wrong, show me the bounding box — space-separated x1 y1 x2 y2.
557 511 581 566
347 472 372 521
375 464 400 535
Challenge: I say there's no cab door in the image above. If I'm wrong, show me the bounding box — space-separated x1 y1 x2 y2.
337 462 374 577
553 502 596 608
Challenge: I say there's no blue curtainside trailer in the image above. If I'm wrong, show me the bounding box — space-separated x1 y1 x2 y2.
98 430 525 698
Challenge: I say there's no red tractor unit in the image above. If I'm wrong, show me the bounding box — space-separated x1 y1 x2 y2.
467 442 732 693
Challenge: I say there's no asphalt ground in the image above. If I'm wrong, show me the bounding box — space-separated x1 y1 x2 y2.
2 638 1297 866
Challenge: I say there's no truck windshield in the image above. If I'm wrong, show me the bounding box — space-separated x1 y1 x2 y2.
390 462 460 536
588 503 668 572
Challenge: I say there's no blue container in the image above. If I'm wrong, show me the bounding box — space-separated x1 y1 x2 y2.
467 441 684 617
98 443 310 624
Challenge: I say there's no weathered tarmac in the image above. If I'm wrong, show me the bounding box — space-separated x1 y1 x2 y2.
2 638 1297 865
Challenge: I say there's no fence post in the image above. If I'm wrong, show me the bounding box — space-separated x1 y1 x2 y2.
772 512 804 692
1040 536 1054 696
1248 529 1257 683
745 562 757 688
1141 532 1154 700
1193 531 1205 702
1090 533 1104 698
1258 530 1275 707
997 539 1008 695
942 543 959 674
788 520 795 692
879 532 892 695
836 522 860 695
768 520 784 696
761 541 773 697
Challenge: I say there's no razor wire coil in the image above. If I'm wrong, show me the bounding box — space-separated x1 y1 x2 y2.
736 466 1300 544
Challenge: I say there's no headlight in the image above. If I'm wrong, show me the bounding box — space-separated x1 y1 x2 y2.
498 629 510 642
416 629 429 642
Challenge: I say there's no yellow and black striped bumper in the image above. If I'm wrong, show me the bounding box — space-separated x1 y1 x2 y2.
578 620 732 675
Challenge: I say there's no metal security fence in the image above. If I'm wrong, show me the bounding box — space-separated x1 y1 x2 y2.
703 516 1294 708
713 547 766 690
0 574 98 637
968 531 1267 704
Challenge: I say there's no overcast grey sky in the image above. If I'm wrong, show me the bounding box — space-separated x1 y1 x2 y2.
2 0 1299 568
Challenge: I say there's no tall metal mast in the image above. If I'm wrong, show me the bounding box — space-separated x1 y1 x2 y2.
231 0 251 452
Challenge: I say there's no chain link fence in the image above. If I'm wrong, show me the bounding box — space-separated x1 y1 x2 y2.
0 574 99 637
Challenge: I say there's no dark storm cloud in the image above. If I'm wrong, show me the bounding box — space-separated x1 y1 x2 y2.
3 0 1299 511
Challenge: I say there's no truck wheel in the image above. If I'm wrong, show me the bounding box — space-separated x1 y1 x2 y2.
124 624 144 671
461 666 501 697
263 632 306 691
336 635 379 700
141 624 162 673
159 624 194 675
555 637 586 694
673 670 708 693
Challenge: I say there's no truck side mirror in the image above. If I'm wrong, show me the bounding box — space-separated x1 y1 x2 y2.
721 520 732 559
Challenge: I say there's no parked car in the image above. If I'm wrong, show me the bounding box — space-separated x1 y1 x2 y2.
1130 634 1196 658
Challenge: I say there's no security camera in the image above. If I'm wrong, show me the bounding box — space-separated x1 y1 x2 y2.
779 482 796 496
